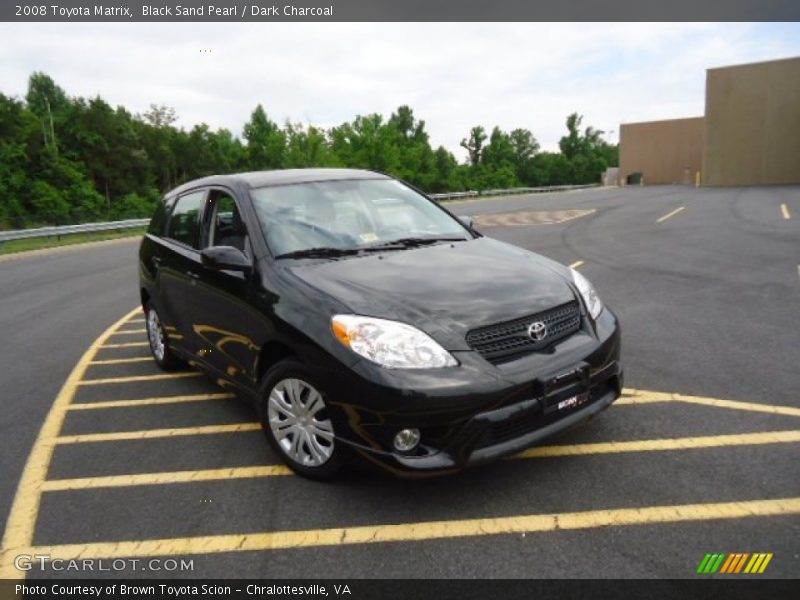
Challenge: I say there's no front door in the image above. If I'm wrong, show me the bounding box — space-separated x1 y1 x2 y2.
187 188 268 391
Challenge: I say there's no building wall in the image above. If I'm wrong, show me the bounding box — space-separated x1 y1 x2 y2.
619 117 704 185
704 57 800 186
602 167 619 186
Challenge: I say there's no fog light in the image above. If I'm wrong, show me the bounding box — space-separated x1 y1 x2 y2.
393 428 421 452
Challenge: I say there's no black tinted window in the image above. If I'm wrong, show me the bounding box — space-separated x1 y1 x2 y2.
167 191 205 248
205 192 247 253
147 196 175 236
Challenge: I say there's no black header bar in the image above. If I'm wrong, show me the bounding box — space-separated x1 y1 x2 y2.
2 0 799 22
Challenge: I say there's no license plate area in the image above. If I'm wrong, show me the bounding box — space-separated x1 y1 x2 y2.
542 363 590 415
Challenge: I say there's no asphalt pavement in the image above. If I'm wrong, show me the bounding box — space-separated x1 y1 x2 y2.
0 185 798 579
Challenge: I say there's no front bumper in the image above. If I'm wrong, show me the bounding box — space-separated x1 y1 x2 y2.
312 307 622 476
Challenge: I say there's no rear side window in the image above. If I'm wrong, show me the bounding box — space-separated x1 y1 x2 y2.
147 196 175 236
166 190 205 248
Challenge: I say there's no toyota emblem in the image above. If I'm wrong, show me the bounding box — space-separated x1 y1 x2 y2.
527 321 547 342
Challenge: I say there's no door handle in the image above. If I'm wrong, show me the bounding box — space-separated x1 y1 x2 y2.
187 271 201 280
152 256 162 266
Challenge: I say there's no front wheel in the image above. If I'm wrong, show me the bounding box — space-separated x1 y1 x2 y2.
258 359 342 480
145 303 182 370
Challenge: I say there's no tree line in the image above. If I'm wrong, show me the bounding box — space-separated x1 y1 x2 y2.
0 72 618 229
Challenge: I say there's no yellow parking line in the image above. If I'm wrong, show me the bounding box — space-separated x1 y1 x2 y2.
115 322 146 329
55 422 261 444
569 260 584 269
0 306 141 580
621 389 684 401
42 465 292 491
108 329 146 336
674 393 800 418
616 395 673 405
515 430 800 459
1 297 794 580
89 357 152 365
781 203 791 220
621 388 800 418
77 372 201 386
68 392 236 411
39 429 800 491
656 206 685 223
21 497 800 561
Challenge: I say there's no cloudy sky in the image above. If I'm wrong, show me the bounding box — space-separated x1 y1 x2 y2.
1 22 799 157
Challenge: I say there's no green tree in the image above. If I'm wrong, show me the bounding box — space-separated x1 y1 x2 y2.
559 113 586 160
243 105 285 169
30 180 71 225
0 93 38 227
385 106 436 188
530 152 574 185
329 114 399 172
284 123 337 168
2 70 622 230
558 113 615 183
25 72 69 152
64 97 151 206
482 127 516 173
509 128 540 184
460 126 486 168
136 105 180 191
431 146 459 192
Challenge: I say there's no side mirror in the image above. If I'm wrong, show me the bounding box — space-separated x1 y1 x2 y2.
459 215 475 229
201 246 251 272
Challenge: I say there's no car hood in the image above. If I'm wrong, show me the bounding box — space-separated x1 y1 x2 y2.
281 237 577 350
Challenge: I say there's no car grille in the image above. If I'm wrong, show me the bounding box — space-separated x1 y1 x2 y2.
466 301 581 364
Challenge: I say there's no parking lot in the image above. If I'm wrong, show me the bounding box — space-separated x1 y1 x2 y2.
1 185 798 579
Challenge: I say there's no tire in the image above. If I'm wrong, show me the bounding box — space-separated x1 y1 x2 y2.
144 302 182 371
258 359 342 480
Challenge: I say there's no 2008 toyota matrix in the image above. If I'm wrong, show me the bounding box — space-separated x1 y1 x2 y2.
139 169 622 479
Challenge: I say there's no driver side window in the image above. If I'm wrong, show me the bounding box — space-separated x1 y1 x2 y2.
204 190 248 254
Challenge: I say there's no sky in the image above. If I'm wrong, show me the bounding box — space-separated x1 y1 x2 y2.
1 22 799 158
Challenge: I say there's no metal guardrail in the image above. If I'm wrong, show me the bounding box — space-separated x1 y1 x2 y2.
0 184 599 243
0 219 149 244
428 191 480 200
430 184 598 201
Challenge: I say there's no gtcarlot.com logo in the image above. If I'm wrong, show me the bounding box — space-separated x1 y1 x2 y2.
696 552 773 574
14 554 194 572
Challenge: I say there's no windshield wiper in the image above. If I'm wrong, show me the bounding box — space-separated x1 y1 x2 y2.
365 236 468 250
274 247 361 259
275 237 468 259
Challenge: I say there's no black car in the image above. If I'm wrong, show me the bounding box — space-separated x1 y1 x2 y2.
139 169 622 479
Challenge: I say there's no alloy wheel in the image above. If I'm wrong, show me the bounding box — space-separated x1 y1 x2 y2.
146 308 166 361
267 378 335 467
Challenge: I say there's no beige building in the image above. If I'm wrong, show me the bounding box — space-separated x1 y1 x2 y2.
619 117 704 185
704 56 800 186
618 56 800 186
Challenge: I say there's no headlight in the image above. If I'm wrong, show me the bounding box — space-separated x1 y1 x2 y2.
571 268 604 320
331 315 457 369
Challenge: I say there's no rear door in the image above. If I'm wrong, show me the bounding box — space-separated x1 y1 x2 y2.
158 188 207 354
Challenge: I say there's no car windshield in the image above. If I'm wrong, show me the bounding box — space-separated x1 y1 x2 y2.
250 178 472 258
